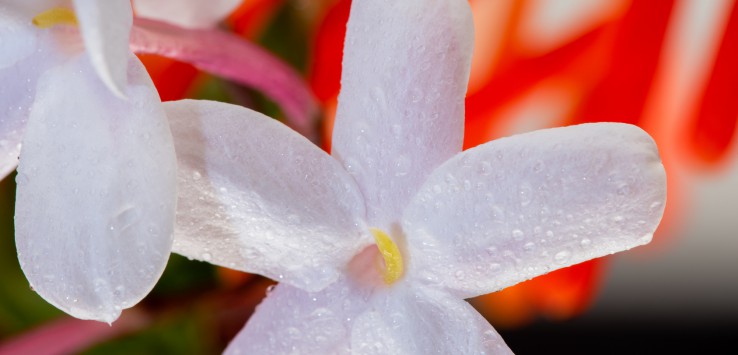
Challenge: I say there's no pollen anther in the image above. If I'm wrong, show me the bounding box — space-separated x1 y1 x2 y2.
370 228 404 285
32 8 78 29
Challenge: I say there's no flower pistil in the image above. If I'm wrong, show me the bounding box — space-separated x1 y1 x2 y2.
32 8 78 29
370 227 404 285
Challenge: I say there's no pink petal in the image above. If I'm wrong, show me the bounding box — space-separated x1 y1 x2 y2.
0 311 148 355
130 18 318 140
330 0 475 230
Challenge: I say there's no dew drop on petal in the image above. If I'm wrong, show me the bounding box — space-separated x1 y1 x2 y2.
523 242 535 251
519 184 532 206
617 183 631 196
478 161 492 176
511 229 524 240
554 250 571 264
533 160 544 173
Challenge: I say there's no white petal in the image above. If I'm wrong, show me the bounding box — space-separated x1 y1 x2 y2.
132 0 241 29
0 3 38 69
165 100 370 292
225 280 512 354
351 285 513 355
224 281 370 354
0 32 65 178
15 53 177 323
331 0 474 229
402 123 667 299
72 0 132 97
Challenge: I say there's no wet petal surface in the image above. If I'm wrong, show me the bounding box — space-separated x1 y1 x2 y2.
331 0 474 229
225 280 369 355
15 54 176 322
403 123 667 298
351 285 513 355
166 100 370 292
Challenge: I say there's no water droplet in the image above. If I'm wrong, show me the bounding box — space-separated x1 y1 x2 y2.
410 87 424 103
485 246 498 256
617 184 630 196
523 242 535 251
192 171 202 180
310 307 333 318
554 250 571 264
454 270 465 280
201 252 212 261
16 173 29 184
533 161 544 173
478 161 492 176
580 238 592 247
370 86 387 109
344 158 361 175
286 327 302 340
114 285 124 296
511 229 524 240
394 155 411 176
482 329 499 343
266 284 275 294
519 184 532 206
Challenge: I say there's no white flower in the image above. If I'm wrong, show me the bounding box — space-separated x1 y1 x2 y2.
1 0 176 323
163 0 666 353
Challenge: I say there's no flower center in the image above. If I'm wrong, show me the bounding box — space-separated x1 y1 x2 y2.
370 228 404 285
32 8 78 28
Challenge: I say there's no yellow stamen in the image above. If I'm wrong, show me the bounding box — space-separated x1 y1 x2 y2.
32 8 78 29
370 228 404 285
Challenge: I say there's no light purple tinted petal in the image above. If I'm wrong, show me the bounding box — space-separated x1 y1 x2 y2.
130 18 318 140
351 285 513 355
403 123 667 299
0 3 38 69
165 100 369 292
331 0 474 229
225 281 370 355
0 33 64 178
132 0 241 28
72 0 132 97
15 54 176 323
